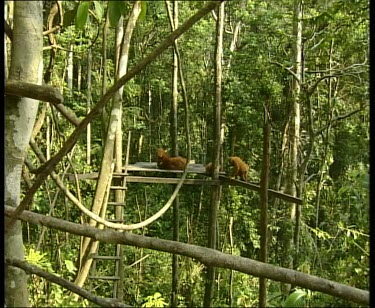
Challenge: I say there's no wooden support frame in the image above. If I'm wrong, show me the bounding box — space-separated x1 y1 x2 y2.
66 162 303 205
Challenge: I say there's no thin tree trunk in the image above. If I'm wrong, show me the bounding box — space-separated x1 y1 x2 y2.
66 43 73 94
165 0 192 159
225 0 246 73
291 0 303 270
169 1 180 306
46 113 51 160
288 0 302 228
114 2 141 299
4 1 9 78
5 1 43 306
165 3 194 303
315 40 334 239
77 36 82 91
101 12 109 146
203 2 224 307
170 3 179 154
228 217 234 307
31 103 48 139
86 45 92 165
281 0 303 294
75 1 141 292
113 15 125 301
77 12 127 288
259 107 271 307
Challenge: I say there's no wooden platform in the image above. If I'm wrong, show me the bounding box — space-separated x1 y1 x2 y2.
123 162 222 174
67 162 225 181
66 162 302 205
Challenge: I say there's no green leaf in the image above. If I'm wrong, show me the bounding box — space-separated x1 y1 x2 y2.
64 260 77 274
108 1 126 27
76 1 90 30
139 1 147 23
63 9 77 28
93 1 104 21
283 289 306 307
119 1 128 16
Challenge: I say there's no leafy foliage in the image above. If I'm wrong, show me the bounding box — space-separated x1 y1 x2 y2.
142 292 168 308
282 289 307 307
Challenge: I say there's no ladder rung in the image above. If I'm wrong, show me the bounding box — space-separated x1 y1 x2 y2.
92 255 122 260
88 276 120 280
110 186 127 190
108 218 125 223
107 202 126 206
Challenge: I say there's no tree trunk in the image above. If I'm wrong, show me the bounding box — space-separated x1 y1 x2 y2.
170 2 180 306
66 43 73 94
203 2 224 307
225 0 246 73
114 2 141 300
113 15 125 302
101 12 110 146
75 1 141 291
86 45 92 165
5 1 43 307
165 2 194 304
77 37 82 91
259 107 271 307
170 2 179 155
290 0 303 271
4 1 10 78
281 0 303 294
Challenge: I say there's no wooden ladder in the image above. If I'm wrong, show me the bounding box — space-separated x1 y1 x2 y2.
88 133 131 300
88 172 128 300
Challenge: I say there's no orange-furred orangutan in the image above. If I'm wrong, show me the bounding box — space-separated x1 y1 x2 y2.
157 148 187 171
205 162 214 176
229 156 249 182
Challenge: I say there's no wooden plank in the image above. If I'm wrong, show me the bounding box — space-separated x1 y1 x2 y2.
107 219 126 223
88 276 120 280
92 256 122 260
125 176 221 185
66 163 226 181
124 162 225 175
107 202 126 206
219 176 303 205
67 172 99 181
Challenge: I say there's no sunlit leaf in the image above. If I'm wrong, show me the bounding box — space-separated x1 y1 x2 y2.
76 1 90 30
139 1 147 22
93 1 104 21
64 260 77 274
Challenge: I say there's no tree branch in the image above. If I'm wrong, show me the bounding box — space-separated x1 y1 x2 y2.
52 103 82 127
315 108 363 136
5 206 369 306
5 80 81 126
270 61 300 83
5 80 64 105
5 258 131 307
43 25 61 36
